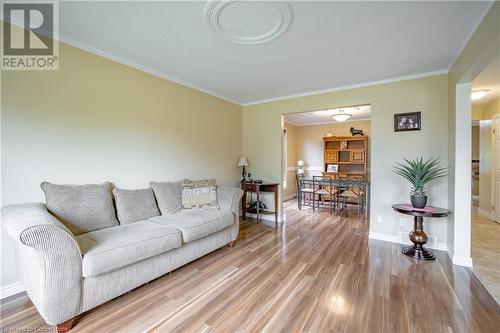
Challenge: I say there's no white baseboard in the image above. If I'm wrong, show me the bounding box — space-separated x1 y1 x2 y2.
477 208 492 218
368 232 447 251
1 282 24 300
243 212 284 223
452 255 473 267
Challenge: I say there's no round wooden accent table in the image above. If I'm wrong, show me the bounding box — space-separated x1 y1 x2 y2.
392 204 449 260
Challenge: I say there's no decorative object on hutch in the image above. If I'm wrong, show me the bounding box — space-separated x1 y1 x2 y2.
322 135 368 181
237 156 250 182
349 127 364 136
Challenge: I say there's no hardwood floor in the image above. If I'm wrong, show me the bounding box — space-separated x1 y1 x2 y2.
471 205 500 304
1 200 500 332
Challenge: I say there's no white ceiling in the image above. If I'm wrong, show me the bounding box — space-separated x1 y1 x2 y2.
285 105 371 126
57 1 492 105
472 54 500 107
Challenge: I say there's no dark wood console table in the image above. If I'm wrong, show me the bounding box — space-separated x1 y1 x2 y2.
241 182 279 228
392 204 449 260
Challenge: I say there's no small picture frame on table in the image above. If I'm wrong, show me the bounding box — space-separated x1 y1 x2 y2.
394 112 421 132
326 164 338 173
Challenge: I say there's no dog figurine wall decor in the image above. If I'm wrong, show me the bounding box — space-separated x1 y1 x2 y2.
350 127 364 136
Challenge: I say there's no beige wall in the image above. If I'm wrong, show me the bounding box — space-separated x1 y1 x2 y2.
482 97 500 120
479 120 492 213
472 125 480 161
1 42 242 288
475 98 499 214
243 75 448 244
283 122 297 200
293 120 371 178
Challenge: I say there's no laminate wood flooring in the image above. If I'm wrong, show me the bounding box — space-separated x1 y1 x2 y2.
1 200 499 332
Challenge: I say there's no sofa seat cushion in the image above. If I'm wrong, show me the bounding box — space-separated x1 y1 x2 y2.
77 221 182 277
149 210 234 243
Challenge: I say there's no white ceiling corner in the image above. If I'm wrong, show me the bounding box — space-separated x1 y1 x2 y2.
56 1 493 105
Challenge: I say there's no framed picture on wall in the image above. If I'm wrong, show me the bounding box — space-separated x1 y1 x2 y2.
326 164 338 173
394 112 421 132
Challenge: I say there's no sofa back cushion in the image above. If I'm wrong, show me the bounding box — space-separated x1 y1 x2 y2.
150 181 181 214
112 188 160 224
41 182 119 235
181 179 219 210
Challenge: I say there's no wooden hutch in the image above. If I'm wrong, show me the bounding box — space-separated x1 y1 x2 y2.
322 135 368 180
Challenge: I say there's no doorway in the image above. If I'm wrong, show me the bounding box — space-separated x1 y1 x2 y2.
282 104 371 217
470 55 500 304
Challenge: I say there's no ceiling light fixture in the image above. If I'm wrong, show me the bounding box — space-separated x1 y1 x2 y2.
331 110 352 122
471 89 489 101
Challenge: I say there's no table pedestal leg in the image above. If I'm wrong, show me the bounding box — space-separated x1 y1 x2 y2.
402 216 435 260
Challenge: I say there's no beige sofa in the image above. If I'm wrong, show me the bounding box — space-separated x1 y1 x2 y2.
2 182 243 332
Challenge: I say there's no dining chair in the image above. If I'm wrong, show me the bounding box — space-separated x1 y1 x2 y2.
312 175 337 213
296 174 314 209
338 180 366 216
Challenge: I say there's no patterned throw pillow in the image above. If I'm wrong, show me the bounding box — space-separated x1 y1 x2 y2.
181 179 219 210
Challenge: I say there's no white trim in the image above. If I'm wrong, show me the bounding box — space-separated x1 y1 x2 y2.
3 17 451 108
242 70 448 106
446 1 494 72
477 208 492 218
287 166 323 172
284 117 371 127
243 212 285 223
57 35 241 106
368 232 447 252
1 282 24 300
452 255 474 267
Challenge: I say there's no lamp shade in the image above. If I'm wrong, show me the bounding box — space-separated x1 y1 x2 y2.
237 156 249 167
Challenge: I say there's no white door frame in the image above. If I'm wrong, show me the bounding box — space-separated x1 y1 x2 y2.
452 33 499 267
453 82 473 267
492 116 500 222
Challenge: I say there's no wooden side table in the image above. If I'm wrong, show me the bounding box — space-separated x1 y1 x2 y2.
392 204 449 260
241 182 279 228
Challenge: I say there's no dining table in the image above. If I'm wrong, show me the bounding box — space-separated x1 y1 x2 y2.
296 177 370 214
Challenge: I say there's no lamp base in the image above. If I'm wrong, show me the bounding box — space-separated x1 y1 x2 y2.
241 166 247 182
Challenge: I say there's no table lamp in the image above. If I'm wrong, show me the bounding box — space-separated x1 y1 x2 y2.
237 156 249 182
297 160 304 176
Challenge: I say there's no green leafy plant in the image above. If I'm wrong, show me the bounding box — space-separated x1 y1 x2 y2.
393 157 447 196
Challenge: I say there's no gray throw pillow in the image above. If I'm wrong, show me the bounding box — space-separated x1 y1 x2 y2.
40 182 119 235
113 188 160 224
150 181 181 214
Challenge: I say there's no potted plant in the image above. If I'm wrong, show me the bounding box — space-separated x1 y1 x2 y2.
393 157 447 208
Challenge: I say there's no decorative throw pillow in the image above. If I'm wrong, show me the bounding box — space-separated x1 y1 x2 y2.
112 188 160 224
41 182 119 235
181 179 219 210
150 181 182 214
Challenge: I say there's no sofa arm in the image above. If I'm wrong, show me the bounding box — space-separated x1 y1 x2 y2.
2 203 83 325
218 186 243 239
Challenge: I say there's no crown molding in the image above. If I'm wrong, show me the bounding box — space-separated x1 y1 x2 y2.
57 34 242 106
242 69 449 106
6 20 452 108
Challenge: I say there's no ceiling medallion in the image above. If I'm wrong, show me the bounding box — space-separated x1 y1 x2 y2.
204 0 293 45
